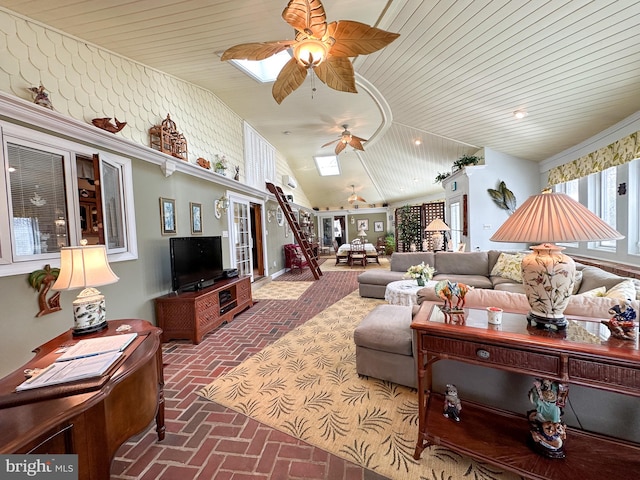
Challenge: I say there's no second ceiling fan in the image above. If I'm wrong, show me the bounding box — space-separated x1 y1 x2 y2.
322 125 367 155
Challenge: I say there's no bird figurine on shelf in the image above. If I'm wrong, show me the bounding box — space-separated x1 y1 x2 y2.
92 117 127 133
28 85 53 110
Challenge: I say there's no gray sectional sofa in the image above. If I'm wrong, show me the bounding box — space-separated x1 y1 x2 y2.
358 250 526 299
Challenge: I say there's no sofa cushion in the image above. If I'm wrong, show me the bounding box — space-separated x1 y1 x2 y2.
353 305 413 356
490 252 526 282
357 270 406 286
434 251 489 276
493 283 526 294
577 266 625 294
390 252 435 273
603 279 636 300
433 273 493 289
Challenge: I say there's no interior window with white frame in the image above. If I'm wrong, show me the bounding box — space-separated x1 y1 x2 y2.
0 122 136 275
553 179 579 247
588 166 617 250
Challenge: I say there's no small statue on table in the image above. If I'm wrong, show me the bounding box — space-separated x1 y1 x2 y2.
601 298 637 341
527 378 568 459
443 384 462 422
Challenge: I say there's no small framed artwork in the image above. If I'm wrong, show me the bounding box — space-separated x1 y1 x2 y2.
374 221 384 232
190 202 202 234
357 219 369 231
160 197 176 235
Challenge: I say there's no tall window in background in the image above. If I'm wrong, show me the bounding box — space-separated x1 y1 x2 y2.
589 166 617 249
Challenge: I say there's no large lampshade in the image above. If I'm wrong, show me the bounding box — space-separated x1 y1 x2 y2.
425 218 451 252
53 243 119 335
491 191 623 329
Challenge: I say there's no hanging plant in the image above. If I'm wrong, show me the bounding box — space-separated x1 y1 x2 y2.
434 172 451 184
487 180 517 214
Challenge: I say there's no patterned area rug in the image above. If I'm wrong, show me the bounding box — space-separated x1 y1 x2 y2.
198 291 519 480
252 281 313 300
319 256 390 272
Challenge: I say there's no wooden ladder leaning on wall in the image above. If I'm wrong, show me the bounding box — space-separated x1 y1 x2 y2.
266 182 322 280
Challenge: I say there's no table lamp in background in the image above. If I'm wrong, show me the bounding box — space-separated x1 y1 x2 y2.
358 227 368 242
490 190 623 330
52 240 119 335
425 218 450 251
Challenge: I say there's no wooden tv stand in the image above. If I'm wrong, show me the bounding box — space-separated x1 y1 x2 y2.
411 302 640 480
155 275 252 344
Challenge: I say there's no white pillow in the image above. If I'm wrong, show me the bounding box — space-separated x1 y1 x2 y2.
604 280 636 301
579 286 606 297
490 253 526 283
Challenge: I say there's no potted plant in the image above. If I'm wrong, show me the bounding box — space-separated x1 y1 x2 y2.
384 232 396 255
397 205 421 252
214 154 227 175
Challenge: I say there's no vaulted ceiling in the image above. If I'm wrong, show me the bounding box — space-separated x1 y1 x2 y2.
2 0 640 209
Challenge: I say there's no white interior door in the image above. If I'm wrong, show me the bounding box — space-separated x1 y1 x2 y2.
231 198 253 281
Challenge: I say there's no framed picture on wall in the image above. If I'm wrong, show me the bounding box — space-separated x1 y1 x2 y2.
374 221 384 232
190 202 202 234
357 219 369 231
160 197 176 235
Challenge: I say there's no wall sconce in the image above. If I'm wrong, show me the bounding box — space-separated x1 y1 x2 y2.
214 194 229 219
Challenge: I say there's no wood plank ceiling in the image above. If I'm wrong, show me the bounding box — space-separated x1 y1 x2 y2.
1 0 639 209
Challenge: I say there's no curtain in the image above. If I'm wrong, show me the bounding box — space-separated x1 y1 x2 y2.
548 131 640 185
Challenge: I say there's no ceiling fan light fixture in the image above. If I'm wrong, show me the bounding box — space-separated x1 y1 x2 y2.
293 38 329 67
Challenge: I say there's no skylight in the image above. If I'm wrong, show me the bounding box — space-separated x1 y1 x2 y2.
229 50 292 83
314 155 341 176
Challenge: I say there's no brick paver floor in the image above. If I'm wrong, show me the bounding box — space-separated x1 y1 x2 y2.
111 261 389 479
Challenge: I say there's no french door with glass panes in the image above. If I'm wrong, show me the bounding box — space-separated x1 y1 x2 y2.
231 197 253 281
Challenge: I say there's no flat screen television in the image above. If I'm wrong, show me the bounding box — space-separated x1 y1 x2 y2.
170 236 224 292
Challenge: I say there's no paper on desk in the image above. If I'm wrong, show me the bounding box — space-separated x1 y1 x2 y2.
56 333 137 361
16 351 123 391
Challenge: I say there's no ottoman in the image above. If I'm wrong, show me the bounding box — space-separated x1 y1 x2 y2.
353 304 416 388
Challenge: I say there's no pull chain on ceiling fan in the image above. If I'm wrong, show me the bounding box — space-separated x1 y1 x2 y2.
322 125 367 154
348 185 366 204
221 0 400 104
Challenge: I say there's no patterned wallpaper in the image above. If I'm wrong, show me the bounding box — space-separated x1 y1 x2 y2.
0 8 244 169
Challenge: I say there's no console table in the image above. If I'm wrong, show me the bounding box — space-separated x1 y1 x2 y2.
155 275 253 344
411 302 640 480
0 319 164 480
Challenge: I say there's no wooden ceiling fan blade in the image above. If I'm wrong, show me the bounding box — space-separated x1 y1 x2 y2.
282 0 327 38
314 57 356 93
321 138 339 148
272 57 308 104
221 41 293 62
349 136 366 151
327 21 400 57
335 141 347 155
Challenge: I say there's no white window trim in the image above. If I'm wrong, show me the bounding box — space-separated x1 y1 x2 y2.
0 121 137 277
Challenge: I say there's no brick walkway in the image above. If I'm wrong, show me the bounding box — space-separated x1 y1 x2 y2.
112 262 389 479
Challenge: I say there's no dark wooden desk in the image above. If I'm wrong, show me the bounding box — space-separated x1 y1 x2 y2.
0 319 164 480
411 302 640 480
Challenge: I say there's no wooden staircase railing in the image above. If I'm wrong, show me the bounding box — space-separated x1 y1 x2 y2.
266 182 322 280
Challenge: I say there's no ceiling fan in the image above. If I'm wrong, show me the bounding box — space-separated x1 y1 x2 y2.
221 0 400 104
322 124 367 155
348 184 366 204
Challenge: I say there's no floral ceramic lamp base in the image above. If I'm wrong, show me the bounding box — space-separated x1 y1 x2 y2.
72 287 108 335
522 244 575 331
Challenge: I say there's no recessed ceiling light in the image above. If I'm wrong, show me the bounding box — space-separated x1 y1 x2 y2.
414 139 422 146
283 130 292 135
513 110 528 119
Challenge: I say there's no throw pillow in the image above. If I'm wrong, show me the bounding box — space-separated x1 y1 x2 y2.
490 253 526 283
604 280 636 301
579 286 606 297
572 270 583 295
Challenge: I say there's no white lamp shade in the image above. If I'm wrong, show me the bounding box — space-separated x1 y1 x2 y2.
53 245 119 291
490 192 623 243
425 218 450 232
